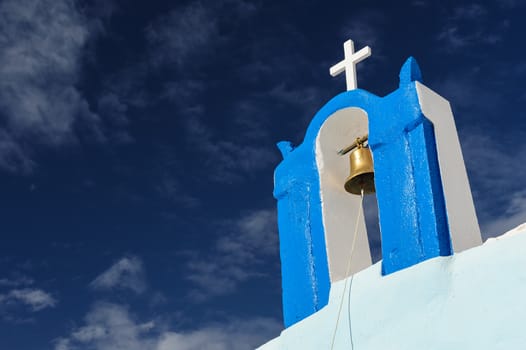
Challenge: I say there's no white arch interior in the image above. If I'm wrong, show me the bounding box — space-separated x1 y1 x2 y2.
315 107 373 283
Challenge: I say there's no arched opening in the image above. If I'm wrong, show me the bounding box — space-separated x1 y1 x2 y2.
315 107 381 282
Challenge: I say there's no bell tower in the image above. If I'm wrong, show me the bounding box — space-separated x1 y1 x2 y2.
274 39 482 328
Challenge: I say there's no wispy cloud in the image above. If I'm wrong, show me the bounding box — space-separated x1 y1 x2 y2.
184 209 279 301
90 256 147 295
146 0 257 67
496 0 525 9
0 272 56 323
336 9 389 82
146 2 220 69
340 11 384 50
91 0 277 189
411 0 428 7
183 113 278 184
0 130 35 173
0 0 102 172
55 301 280 350
145 0 279 184
0 288 57 311
155 175 200 208
436 3 509 50
156 317 281 350
0 275 34 288
482 190 526 237
460 131 526 238
55 302 156 350
426 37 526 240
0 288 57 312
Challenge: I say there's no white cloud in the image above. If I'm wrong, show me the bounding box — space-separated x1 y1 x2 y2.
157 318 281 350
90 256 147 294
0 0 103 172
55 302 156 350
0 288 57 311
55 302 281 350
185 209 279 301
54 338 72 350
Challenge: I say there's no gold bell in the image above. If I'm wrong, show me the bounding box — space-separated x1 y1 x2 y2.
344 142 375 195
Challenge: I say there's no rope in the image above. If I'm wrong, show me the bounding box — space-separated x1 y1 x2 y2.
329 189 364 350
347 272 356 349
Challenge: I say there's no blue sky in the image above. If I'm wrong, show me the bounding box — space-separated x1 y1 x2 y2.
0 0 525 349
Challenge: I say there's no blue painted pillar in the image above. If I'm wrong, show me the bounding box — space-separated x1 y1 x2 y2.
274 144 330 328
369 58 452 275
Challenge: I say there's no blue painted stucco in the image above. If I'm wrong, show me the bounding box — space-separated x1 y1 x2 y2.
274 58 452 327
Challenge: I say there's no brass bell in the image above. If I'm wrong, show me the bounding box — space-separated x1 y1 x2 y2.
344 143 375 195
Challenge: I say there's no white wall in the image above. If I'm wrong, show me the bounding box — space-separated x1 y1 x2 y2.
258 224 526 350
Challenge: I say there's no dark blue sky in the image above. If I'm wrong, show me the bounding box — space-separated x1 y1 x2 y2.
0 0 525 349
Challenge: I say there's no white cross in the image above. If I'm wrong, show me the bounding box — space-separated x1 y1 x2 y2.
329 39 371 91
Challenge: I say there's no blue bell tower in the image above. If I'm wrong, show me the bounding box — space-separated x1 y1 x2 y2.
274 40 481 328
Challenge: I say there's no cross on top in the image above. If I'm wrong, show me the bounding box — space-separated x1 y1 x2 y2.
329 39 371 91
